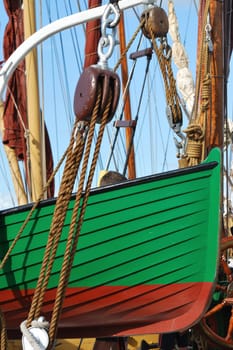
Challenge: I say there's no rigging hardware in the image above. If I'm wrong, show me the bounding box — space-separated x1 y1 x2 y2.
141 6 169 39
97 2 120 69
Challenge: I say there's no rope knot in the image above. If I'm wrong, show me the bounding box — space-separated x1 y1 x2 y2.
183 124 204 166
183 124 204 142
31 317 49 330
201 74 211 112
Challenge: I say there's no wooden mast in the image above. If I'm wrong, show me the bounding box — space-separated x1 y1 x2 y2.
23 0 44 201
118 14 136 179
0 102 27 205
196 0 224 155
206 0 224 153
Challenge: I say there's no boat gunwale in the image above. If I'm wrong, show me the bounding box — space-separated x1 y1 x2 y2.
0 159 219 216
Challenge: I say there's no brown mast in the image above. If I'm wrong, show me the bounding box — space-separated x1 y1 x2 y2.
84 0 101 68
118 13 136 179
195 0 225 155
206 0 224 153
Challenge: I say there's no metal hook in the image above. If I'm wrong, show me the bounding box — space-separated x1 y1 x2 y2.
102 3 120 28
205 14 213 52
173 132 186 156
97 32 115 69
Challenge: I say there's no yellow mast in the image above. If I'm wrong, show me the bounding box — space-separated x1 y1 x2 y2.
0 102 27 205
23 0 44 201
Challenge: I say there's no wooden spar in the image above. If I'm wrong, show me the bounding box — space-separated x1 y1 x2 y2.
206 0 224 153
118 14 136 179
0 102 27 205
23 0 44 201
196 0 224 155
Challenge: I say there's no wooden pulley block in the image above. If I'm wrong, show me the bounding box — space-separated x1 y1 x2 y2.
141 6 169 39
73 65 120 123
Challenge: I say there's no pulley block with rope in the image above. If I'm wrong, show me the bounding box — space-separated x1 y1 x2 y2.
141 5 184 160
15 3 122 349
141 6 169 39
73 65 120 123
73 0 120 124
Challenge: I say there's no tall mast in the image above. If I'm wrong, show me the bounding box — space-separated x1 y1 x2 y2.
206 0 224 152
196 0 224 155
23 0 44 201
0 102 27 205
118 14 136 179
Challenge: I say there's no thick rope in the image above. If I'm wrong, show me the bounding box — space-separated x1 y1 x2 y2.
1 15 139 346
0 146 68 270
27 123 87 322
184 1 211 166
48 87 112 347
0 309 7 350
183 124 204 166
0 18 142 271
149 27 182 127
113 18 145 73
27 119 88 325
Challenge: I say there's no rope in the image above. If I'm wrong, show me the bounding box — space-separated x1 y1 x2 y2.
0 309 7 350
0 14 144 271
0 145 69 270
183 124 204 166
25 79 113 348
113 18 145 73
184 0 211 166
27 118 88 325
149 27 182 127
122 51 152 176
49 87 112 346
1 12 140 348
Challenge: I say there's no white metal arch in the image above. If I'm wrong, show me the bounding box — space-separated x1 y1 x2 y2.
0 0 156 101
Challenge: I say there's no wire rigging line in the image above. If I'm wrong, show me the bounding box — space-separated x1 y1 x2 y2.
44 0 73 131
65 0 84 74
183 1 194 47
38 0 47 193
123 48 153 176
0 150 16 206
55 1 75 125
105 32 144 171
50 44 60 178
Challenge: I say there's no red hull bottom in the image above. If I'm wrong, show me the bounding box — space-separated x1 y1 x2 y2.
1 282 213 339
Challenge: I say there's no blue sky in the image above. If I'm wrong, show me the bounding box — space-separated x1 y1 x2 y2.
0 1 232 209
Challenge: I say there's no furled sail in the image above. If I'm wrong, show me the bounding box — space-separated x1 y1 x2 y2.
2 0 26 160
2 0 54 200
168 0 195 117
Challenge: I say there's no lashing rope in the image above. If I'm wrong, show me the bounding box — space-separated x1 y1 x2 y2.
0 310 7 350
49 87 112 346
184 0 211 166
148 25 182 128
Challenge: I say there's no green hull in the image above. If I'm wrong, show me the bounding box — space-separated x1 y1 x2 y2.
0 149 221 338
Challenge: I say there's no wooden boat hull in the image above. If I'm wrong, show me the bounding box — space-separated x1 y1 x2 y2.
0 149 221 338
